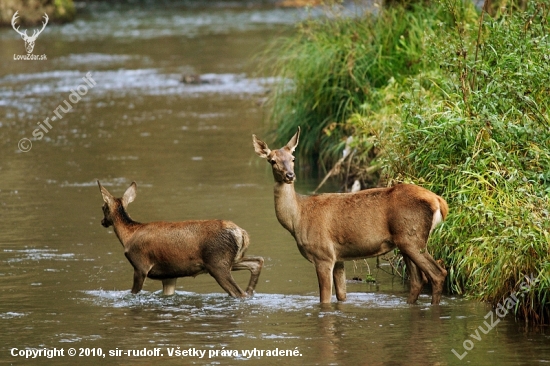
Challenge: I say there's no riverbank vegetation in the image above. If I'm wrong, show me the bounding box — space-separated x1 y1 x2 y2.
0 0 75 26
262 0 550 323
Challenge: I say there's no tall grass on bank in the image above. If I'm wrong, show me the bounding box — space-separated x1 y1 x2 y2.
262 1 550 323
262 4 448 173
386 0 550 324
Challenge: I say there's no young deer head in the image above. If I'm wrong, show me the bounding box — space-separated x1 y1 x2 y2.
97 181 263 297
11 11 49 54
99 181 136 229
253 127 448 305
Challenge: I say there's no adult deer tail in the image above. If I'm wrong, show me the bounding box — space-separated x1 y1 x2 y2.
437 196 449 221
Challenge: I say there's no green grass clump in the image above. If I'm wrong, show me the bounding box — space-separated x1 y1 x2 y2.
388 80 550 323
263 0 550 323
263 3 449 171
385 0 550 324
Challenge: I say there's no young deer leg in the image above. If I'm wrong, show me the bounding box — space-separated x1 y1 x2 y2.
231 256 264 296
333 261 347 301
315 261 334 304
131 269 147 294
162 278 177 296
207 266 247 298
400 246 447 305
126 253 152 294
402 254 424 304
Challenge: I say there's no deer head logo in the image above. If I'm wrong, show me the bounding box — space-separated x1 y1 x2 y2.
11 11 49 54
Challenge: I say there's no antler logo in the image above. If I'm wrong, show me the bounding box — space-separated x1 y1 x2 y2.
11 11 49 54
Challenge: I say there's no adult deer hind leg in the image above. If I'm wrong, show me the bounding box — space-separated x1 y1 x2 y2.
399 243 447 305
231 256 264 296
402 254 425 304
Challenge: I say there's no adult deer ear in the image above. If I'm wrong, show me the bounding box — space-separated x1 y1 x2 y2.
252 134 271 159
286 126 300 153
122 182 137 207
98 180 114 205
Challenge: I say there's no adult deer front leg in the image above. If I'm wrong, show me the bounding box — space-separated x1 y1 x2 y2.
333 261 347 301
315 261 335 303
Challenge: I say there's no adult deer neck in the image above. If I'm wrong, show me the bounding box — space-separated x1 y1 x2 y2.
273 181 300 234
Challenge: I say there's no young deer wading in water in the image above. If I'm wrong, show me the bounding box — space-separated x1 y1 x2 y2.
252 128 448 304
98 181 263 297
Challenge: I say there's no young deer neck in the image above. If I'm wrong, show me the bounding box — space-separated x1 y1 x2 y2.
111 205 141 247
273 181 300 234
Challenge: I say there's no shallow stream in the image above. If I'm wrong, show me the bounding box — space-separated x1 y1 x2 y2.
0 2 548 365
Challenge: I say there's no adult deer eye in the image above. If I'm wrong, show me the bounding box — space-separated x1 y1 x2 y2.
270 159 276 165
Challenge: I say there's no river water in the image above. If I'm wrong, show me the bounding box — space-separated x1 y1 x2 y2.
0 2 548 365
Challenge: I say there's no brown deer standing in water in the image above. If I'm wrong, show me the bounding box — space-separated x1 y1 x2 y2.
252 127 448 304
98 181 263 297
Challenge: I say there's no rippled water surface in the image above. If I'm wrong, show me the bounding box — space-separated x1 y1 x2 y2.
0 2 548 365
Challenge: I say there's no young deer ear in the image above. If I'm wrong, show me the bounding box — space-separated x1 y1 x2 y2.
286 126 300 153
122 182 137 207
252 134 271 159
98 180 114 205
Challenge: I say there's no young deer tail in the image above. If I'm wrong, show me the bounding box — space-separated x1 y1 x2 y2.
232 227 250 261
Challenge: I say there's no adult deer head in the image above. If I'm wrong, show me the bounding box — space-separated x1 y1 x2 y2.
11 11 49 54
253 127 300 184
